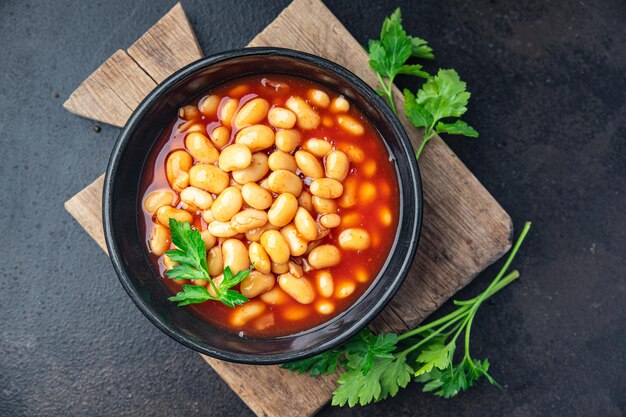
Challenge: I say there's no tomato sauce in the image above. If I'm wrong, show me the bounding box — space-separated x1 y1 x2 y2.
139 75 399 337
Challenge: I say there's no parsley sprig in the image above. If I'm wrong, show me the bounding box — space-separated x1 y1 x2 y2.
165 219 253 308
367 8 478 159
283 222 532 406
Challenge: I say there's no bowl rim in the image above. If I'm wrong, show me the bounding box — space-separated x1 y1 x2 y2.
103 47 422 364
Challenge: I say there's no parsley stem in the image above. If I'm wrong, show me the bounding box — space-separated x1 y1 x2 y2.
397 303 471 341
453 270 520 306
376 73 397 114
398 311 468 357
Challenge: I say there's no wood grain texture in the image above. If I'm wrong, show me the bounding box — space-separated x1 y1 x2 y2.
64 174 108 253
63 50 157 127
63 0 513 416
127 3 203 83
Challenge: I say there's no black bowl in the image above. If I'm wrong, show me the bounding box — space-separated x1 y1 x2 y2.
103 47 422 364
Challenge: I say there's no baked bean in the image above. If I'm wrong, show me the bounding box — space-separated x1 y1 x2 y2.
148 224 170 256
258 178 270 190
268 193 298 227
218 97 239 127
230 209 268 233
267 170 303 196
338 228 371 250
379 207 393 226
297 191 314 213
162 254 177 270
316 300 335 315
211 187 243 221
230 300 266 327
359 182 377 204
222 239 250 274
285 96 320 130
235 124 275 152
248 242 271 274
310 178 343 199
210 125 230 149
241 183 273 210
228 84 250 97
316 270 334 297
218 144 252 172
229 177 243 190
335 281 356 298
143 189 177 213
233 98 270 128
362 160 377 177
200 95 220 117
319 213 341 228
177 120 204 134
200 229 217 250
185 132 219 164
329 96 350 113
267 107 296 129
337 115 364 136
189 164 229 194
278 273 315 304
280 224 308 257
341 212 362 228
192 278 208 286
260 286 290 304
231 152 269 184
308 244 341 269
274 129 301 152
271 261 289 274
166 150 193 192
303 138 333 158
201 209 215 224
268 151 297 173
344 145 365 163
156 206 193 228
245 222 278 242
253 312 275 331
283 305 310 320
312 196 337 214
180 186 213 210
260 230 290 264
204 274 223 297
208 220 238 237
316 223 330 240
295 150 324 178
178 105 201 120
240 271 275 298
288 260 304 278
338 177 357 209
207 246 223 276
307 89 330 108
355 268 369 283
324 150 350 181
294 207 318 240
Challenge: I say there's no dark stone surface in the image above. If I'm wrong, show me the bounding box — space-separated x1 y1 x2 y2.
0 0 624 416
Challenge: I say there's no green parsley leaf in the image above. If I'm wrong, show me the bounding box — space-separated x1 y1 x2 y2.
416 69 471 120
436 120 479 137
281 349 344 376
368 8 433 114
410 36 435 59
168 285 212 306
164 220 252 309
414 342 455 376
345 329 397 375
404 69 479 158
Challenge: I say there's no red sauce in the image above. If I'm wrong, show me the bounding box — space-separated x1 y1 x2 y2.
139 75 399 337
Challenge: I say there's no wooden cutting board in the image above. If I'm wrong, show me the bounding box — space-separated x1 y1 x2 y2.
63 1 513 416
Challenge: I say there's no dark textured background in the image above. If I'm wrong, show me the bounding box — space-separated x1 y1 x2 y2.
1 0 624 416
